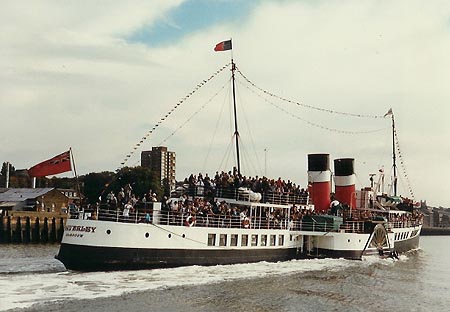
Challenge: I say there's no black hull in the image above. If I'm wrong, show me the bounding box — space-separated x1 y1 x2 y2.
57 244 298 271
301 248 362 260
57 243 365 271
394 234 420 253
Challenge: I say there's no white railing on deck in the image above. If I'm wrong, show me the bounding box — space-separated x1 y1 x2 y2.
71 208 368 233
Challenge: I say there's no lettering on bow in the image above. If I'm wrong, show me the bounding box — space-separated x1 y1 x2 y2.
64 225 97 233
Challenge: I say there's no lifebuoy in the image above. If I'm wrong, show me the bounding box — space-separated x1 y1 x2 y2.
185 215 196 227
242 217 250 228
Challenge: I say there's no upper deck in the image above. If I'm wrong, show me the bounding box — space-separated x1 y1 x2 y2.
171 185 310 206
71 200 422 236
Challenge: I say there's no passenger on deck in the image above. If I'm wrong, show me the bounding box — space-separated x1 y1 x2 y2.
123 202 132 218
329 196 341 216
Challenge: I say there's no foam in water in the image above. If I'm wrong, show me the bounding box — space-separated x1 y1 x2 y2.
0 254 413 311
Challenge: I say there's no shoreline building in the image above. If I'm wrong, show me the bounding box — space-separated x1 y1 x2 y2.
141 146 176 191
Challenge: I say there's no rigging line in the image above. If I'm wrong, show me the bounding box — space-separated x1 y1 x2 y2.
376 127 391 170
236 135 250 175
236 78 389 135
235 66 385 119
240 137 260 177
202 79 232 173
118 62 231 170
235 81 263 175
157 78 231 147
228 90 237 169
150 223 208 246
218 135 235 171
394 129 415 199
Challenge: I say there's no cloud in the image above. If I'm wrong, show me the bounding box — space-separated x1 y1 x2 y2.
1 0 449 207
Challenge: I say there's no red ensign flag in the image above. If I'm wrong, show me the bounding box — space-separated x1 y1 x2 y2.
28 150 72 177
214 39 232 52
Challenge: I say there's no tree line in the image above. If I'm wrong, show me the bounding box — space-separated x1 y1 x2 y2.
0 162 166 205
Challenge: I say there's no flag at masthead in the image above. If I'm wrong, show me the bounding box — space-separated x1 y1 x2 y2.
214 39 232 52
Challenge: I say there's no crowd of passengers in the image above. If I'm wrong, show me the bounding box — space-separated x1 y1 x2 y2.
157 195 317 229
332 202 423 226
103 184 159 219
183 169 309 200
99 180 314 229
388 211 423 226
99 176 422 229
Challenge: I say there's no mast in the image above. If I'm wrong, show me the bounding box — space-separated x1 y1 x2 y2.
391 113 397 196
70 147 83 208
231 59 241 175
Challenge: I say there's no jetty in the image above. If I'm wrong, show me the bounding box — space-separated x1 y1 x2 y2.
0 187 76 244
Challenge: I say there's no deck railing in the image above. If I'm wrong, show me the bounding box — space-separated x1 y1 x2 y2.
171 186 309 206
70 205 421 234
70 208 369 234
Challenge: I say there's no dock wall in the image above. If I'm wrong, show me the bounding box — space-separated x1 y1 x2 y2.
0 212 67 244
420 227 450 236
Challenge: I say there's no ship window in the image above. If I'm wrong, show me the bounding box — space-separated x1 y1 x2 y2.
241 234 248 246
208 234 216 246
219 234 227 246
231 234 238 246
270 235 276 246
279 235 284 246
261 235 267 246
251 234 258 246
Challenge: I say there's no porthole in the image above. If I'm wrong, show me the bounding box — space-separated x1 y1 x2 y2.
182 234 186 238
145 232 150 238
168 234 172 238
106 229 111 235
348 239 350 243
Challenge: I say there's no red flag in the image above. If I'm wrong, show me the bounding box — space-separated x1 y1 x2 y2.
214 39 232 52
28 150 72 177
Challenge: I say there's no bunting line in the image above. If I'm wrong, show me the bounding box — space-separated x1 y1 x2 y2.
236 79 388 135
118 62 231 170
157 78 231 146
236 66 385 119
394 127 415 200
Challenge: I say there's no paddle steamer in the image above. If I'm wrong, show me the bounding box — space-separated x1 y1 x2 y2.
56 57 422 271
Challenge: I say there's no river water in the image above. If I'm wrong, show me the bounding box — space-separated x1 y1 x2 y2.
0 236 448 312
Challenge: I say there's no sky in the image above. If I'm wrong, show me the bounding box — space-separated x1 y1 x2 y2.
1 0 450 207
